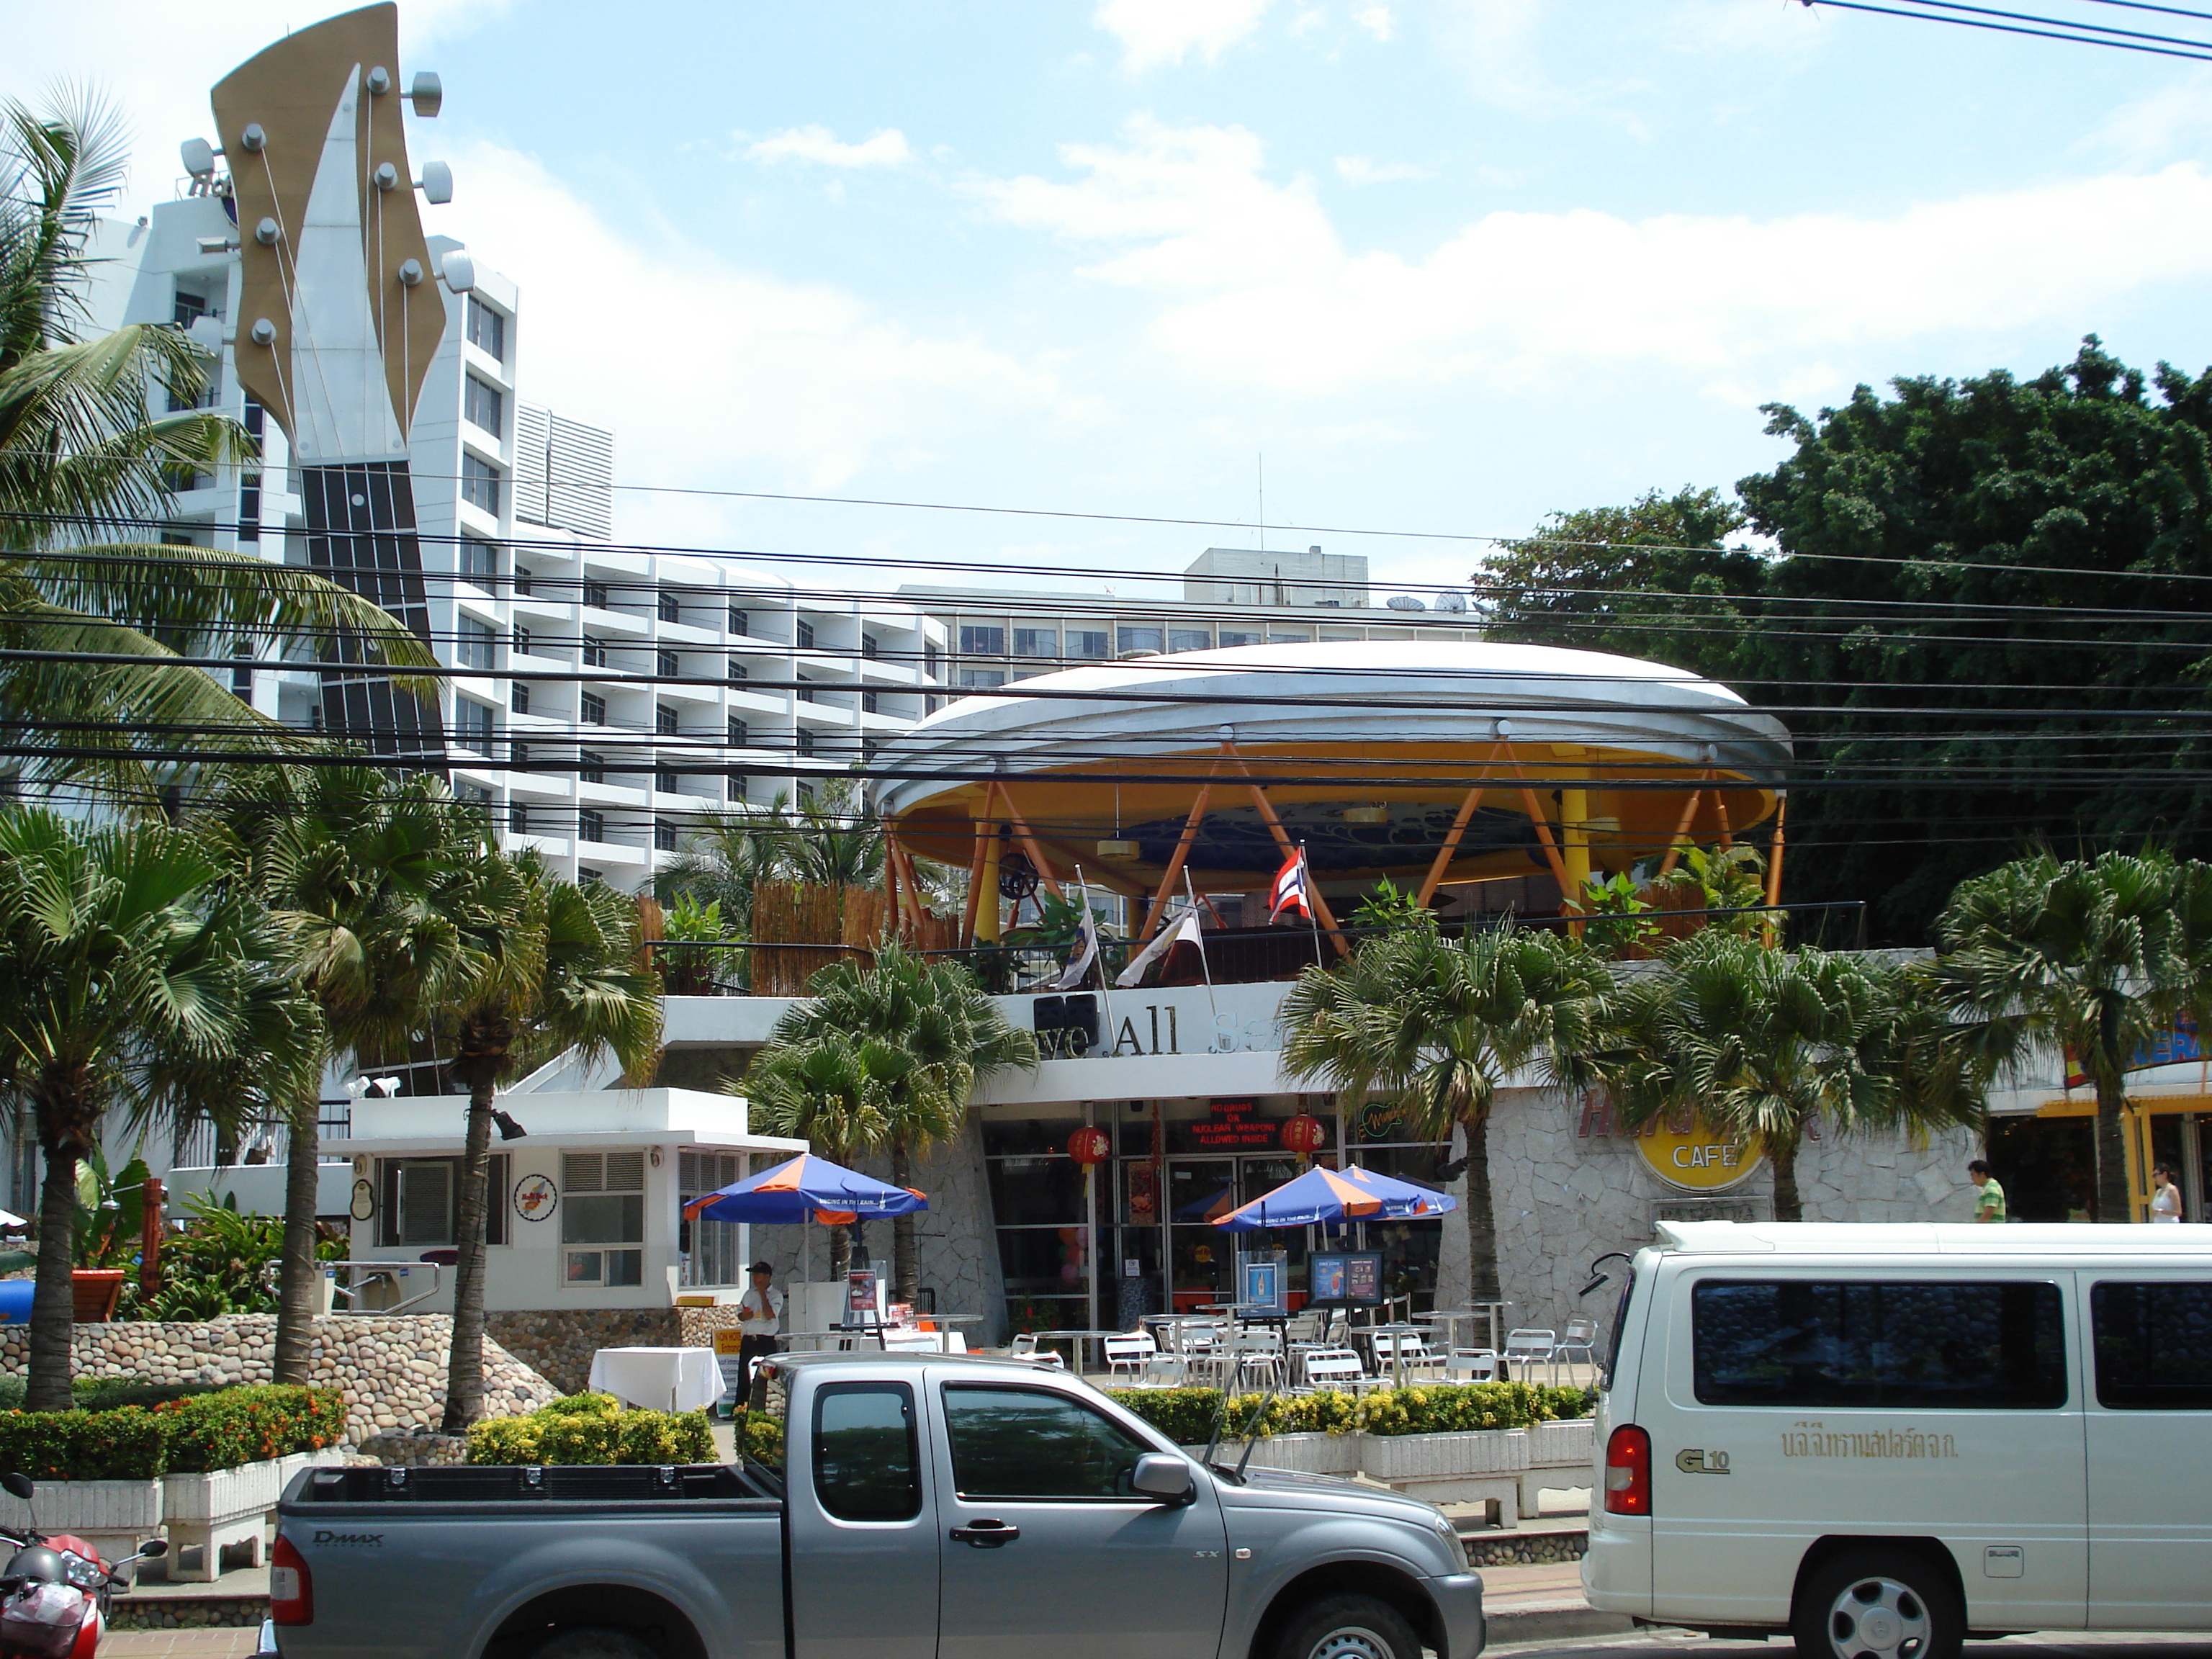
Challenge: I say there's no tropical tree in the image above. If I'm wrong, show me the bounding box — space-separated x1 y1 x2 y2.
1933 848 2212 1220
432 856 663 1429
0 807 268 1408
1280 924 1614 1303
0 94 435 806
741 1033 894 1280
1604 931 1982 1220
749 943 1035 1304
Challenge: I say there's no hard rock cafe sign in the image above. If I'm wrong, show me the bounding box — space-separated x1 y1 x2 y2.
1576 1091 1763 1194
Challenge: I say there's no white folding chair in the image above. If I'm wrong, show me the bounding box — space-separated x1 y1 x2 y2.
1504 1328 1557 1382
1228 1326 1287 1390
1445 1346 1499 1382
1556 1317 1599 1382
1104 1331 1159 1379
1371 1331 1446 1383
1298 1346 1370 1393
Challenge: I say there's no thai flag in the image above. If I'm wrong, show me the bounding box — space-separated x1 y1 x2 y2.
1267 846 1313 923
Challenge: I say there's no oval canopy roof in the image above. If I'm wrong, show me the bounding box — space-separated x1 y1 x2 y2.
873 639 1792 894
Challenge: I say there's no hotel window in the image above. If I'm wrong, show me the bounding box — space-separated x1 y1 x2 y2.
796 729 817 758
580 751 605 784
923 642 940 680
511 683 530 715
466 295 506 361
513 625 531 657
579 809 606 842
457 616 496 671
796 619 816 651
728 607 747 636
455 698 494 752
1269 629 1311 644
861 634 880 661
1218 630 1258 648
459 537 499 586
1013 627 1057 658
960 624 1004 657
658 591 680 624
728 657 747 685
580 866 604 885
727 716 747 748
1067 629 1109 660
583 637 607 669
238 476 261 544
583 580 610 611
562 1150 644 1287
862 690 879 714
243 399 265 439
513 742 531 768
657 649 679 678
580 691 606 726
797 678 817 703
1116 626 1164 655
463 374 504 437
514 565 534 596
1169 629 1211 653
657 703 679 736
655 819 678 851
461 454 500 515
657 766 679 796
509 801 530 836
230 639 253 698
958 668 1005 690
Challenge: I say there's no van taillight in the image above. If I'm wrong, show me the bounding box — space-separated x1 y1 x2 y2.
1604 1425 1651 1516
270 1534 313 1625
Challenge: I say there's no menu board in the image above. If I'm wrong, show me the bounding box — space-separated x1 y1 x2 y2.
1309 1251 1384 1305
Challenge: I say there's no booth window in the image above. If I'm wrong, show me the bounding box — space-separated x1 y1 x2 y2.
376 1154 508 1249
679 1151 748 1287
563 1150 644 1286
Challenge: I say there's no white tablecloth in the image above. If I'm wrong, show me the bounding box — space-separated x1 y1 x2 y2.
587 1346 727 1413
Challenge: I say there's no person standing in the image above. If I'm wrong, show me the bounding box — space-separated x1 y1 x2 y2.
1969 1159 2007 1224
735 1261 785 1406
2149 1161 2184 1223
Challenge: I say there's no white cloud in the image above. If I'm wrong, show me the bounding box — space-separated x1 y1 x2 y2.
1335 156 1430 185
448 142 1076 514
2078 69 2212 168
977 116 2212 397
1352 4 1396 42
1093 0 1277 71
745 126 913 169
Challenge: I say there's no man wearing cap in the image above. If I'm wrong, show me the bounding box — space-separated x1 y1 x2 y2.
735 1261 785 1401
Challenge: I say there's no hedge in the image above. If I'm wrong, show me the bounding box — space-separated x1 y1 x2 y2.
0 1384 347 1480
466 1393 716 1467
1104 1381 1594 1445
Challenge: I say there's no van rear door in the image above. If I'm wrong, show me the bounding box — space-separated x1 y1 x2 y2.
1648 1266 2086 1632
2078 1270 2212 1629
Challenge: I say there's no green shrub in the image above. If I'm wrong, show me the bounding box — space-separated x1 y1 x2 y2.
735 1412 783 1467
153 1385 349 1473
0 1406 169 1480
0 1383 347 1480
1103 1380 1594 1444
464 1393 715 1467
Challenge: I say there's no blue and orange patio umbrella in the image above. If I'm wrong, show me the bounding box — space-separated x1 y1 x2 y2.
1212 1163 1455 1232
684 1152 928 1226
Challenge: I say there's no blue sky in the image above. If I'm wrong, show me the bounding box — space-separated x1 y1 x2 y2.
19 1 2212 600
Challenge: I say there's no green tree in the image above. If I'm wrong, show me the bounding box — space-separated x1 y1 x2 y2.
1472 486 1762 680
433 858 663 1429
1933 848 2212 1220
0 94 434 806
751 943 1035 1305
1605 932 1982 1220
1280 925 1613 1303
0 807 269 1409
741 1033 894 1280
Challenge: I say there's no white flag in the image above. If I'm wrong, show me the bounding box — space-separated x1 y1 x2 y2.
1045 902 1100 991
1115 908 1203 989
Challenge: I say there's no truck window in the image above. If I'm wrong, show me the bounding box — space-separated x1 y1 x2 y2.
943 1385 1150 1501
2090 1281 2212 1410
814 1382 920 1522
1692 1280 2066 1409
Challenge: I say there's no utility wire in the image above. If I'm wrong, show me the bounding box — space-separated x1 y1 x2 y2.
1800 0 2212 58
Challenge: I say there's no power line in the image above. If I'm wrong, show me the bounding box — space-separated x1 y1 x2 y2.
1892 0 2212 52
1800 0 2212 58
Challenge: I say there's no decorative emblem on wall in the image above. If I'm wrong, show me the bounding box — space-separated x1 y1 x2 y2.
349 1179 376 1222
513 1173 558 1222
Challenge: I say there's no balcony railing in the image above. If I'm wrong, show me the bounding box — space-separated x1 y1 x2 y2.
168 1107 354 1169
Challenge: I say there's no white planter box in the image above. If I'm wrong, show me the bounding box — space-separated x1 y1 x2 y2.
161 1449 345 1584
0 1479 161 1583
1527 1417 1595 1470
1362 1426 1530 1481
1181 1434 1361 1478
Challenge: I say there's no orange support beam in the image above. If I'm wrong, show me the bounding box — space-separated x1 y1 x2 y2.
1136 781 1214 945
1220 742 1350 956
994 791 1066 902
1415 741 1507 909
1655 775 1709 878
960 792 999 947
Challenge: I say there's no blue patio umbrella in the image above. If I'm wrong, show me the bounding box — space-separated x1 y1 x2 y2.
683 1152 929 1225
1213 1163 1456 1232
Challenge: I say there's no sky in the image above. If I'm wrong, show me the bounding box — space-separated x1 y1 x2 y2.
17 0 2212 603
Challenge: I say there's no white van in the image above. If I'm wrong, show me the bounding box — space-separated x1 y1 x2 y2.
1581 1221 2212 1658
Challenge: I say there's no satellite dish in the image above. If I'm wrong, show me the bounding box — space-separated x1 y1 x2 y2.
179 137 218 179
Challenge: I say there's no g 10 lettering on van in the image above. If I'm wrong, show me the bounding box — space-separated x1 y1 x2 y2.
1779 1422 1960 1460
1674 1447 1730 1475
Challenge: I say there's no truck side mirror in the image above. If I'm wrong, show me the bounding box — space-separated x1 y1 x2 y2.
1130 1453 1193 1503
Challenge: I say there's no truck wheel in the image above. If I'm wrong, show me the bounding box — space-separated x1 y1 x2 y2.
530 1629 662 1659
1273 1593 1424 1659
1792 1548 1963 1659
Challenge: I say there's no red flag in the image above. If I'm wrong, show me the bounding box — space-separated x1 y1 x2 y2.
1268 846 1313 923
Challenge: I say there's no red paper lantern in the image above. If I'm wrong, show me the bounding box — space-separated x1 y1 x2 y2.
1067 1126 1112 1166
1281 1114 1327 1155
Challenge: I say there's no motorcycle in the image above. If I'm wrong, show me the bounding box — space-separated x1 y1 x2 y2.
0 1472 167 1659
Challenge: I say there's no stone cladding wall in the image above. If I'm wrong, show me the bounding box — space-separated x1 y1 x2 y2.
484 1305 750 1397
0 1316 558 1443
1461 1527 1588 1567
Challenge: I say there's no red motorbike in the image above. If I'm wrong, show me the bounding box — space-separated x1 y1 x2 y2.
0 1473 166 1659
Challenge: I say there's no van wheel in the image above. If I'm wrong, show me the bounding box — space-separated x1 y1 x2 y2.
529 1629 661 1659
1793 1548 1962 1659
1273 1593 1424 1659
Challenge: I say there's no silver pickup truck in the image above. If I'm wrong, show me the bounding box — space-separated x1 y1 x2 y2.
264 1351 1485 1659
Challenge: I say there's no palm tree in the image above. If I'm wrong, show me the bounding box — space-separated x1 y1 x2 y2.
432 856 663 1429
217 766 490 1382
1280 923 1613 1304
752 943 1035 1304
741 1033 894 1280
1933 849 2212 1220
0 94 435 807
1604 931 1982 1220
0 807 267 1409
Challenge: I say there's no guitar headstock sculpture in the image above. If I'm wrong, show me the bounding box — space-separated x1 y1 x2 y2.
203 3 462 763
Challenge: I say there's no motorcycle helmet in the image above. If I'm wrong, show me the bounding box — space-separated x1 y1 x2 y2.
4 1546 63 1585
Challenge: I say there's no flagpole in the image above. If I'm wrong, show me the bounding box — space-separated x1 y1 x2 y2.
1182 867 1220 1027
1300 842 1325 968
1079 863 1122 1056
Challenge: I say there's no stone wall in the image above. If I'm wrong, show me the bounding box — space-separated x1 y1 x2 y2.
1436 1087 1982 1333
0 1316 559 1444
485 1305 752 1395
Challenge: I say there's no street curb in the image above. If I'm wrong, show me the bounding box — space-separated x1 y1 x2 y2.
1484 1604 1639 1646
